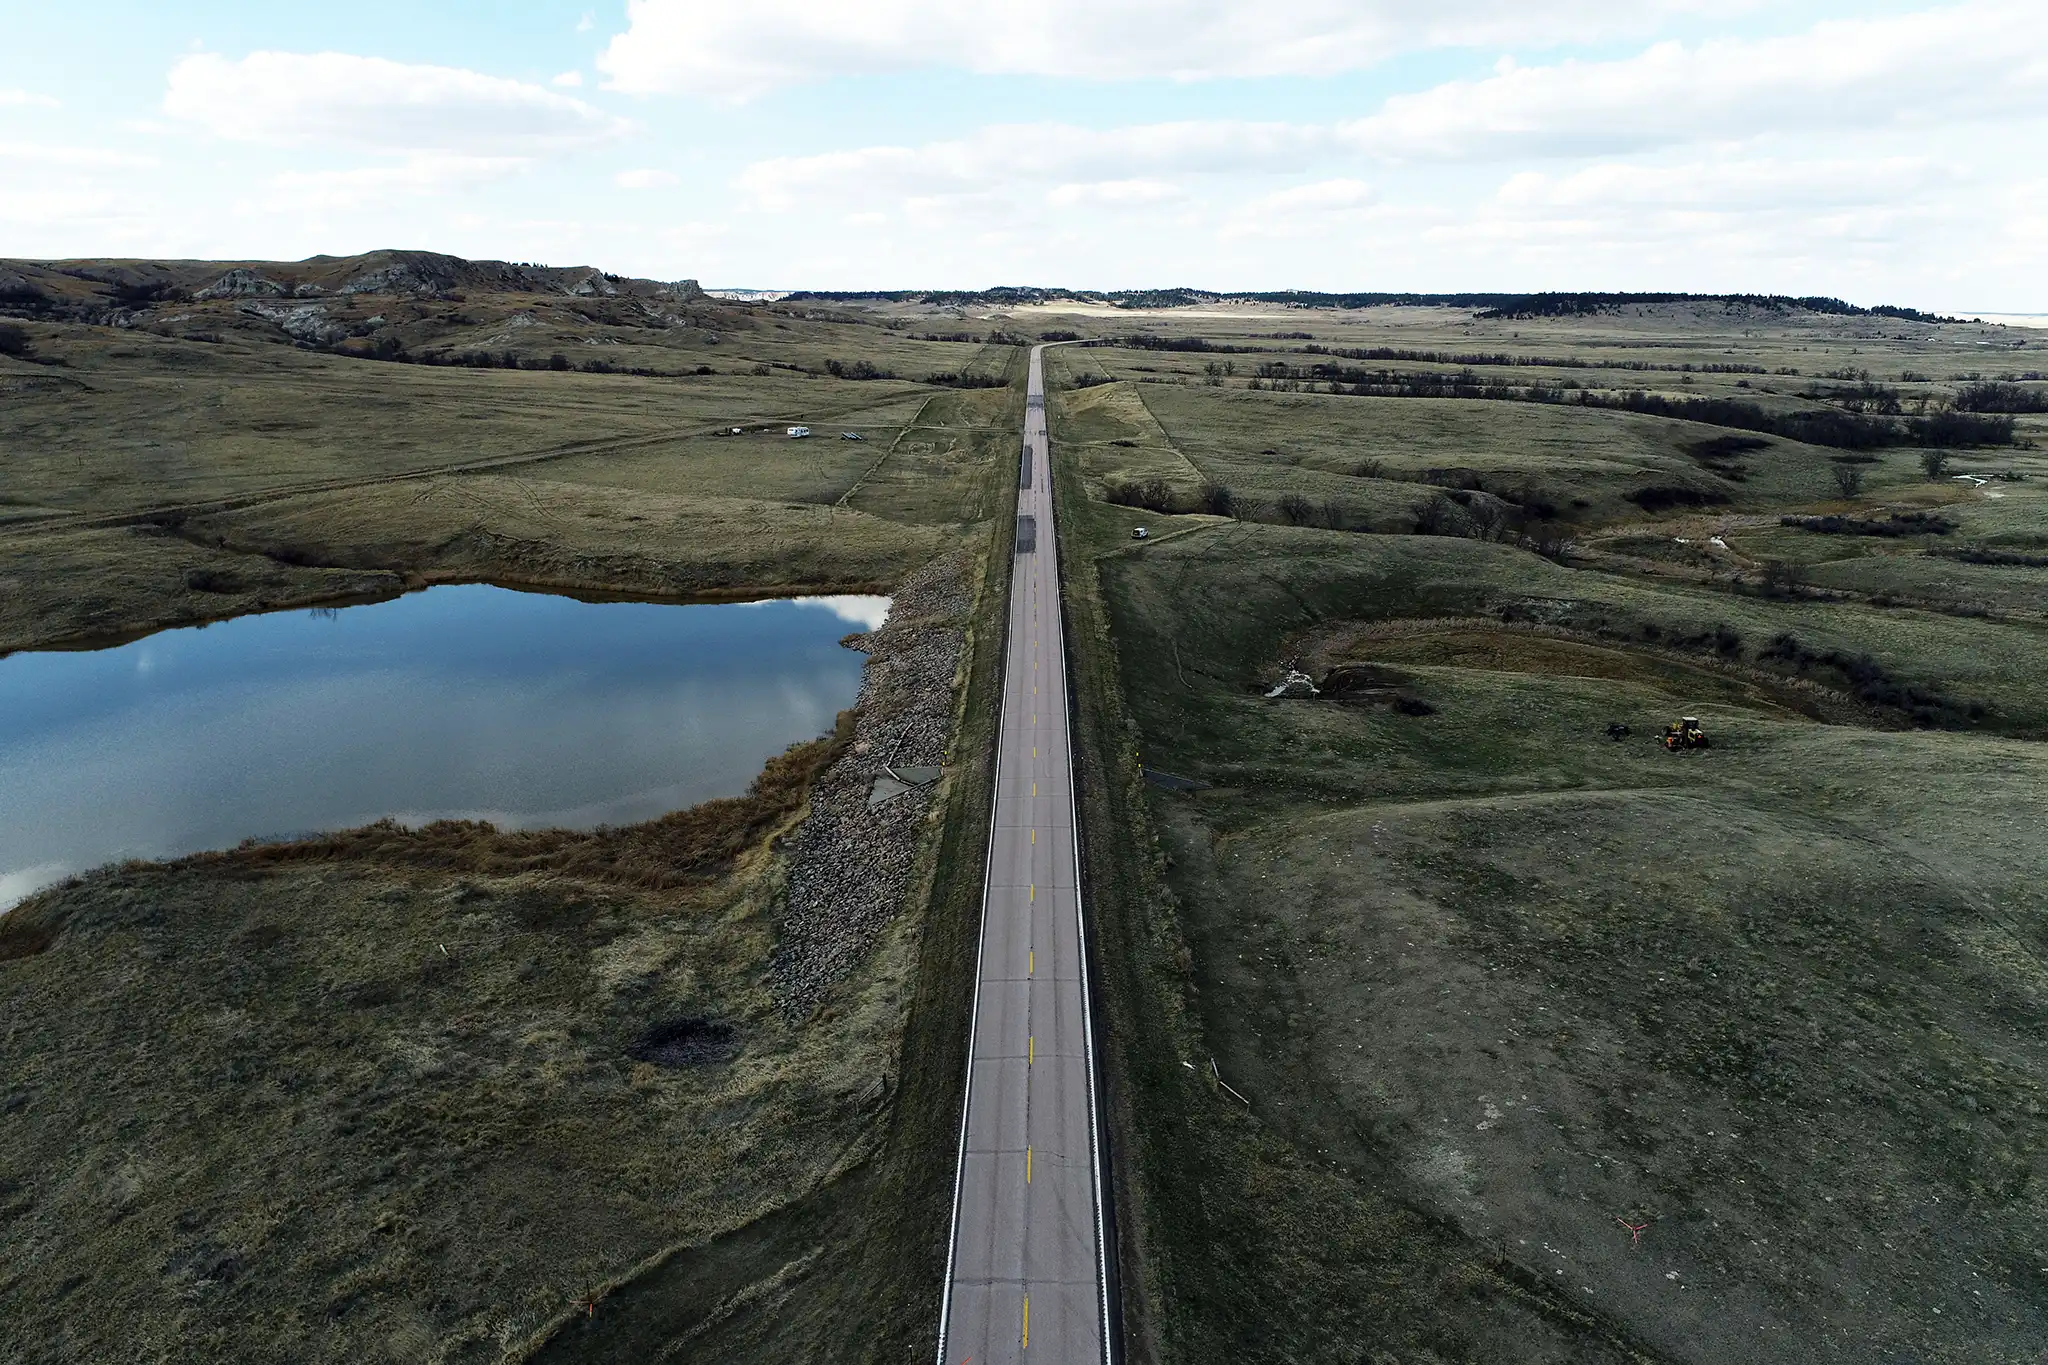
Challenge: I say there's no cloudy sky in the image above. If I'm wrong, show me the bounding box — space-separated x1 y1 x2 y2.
1 1 2043 307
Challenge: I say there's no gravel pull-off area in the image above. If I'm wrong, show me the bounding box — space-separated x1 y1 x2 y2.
773 552 972 1017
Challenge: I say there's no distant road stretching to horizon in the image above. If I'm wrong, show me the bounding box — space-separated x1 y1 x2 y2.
936 346 1113 1364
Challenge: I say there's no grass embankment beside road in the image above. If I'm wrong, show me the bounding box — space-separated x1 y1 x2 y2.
1046 313 2048 1364
0 287 1025 1363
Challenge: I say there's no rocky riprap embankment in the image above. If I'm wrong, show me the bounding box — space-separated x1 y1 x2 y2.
773 553 972 1018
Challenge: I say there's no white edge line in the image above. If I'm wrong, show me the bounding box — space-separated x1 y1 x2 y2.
933 379 1022 1365
1045 348 1118 1363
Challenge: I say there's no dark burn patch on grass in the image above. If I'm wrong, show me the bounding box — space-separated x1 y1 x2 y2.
628 1017 740 1068
1625 484 1733 513
0 910 61 962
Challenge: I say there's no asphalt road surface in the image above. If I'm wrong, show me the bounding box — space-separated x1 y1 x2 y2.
936 346 1112 1364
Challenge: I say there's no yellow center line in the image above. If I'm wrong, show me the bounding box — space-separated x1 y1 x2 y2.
1022 1294 1030 1349
1031 829 1036 844
1026 1146 1033 1183
1028 948 1034 976
1029 1035 1034 1065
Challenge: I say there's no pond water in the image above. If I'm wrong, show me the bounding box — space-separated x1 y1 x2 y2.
0 584 887 907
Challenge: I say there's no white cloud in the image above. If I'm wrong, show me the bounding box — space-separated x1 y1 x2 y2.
615 167 679 189
1496 157 1955 212
1248 177 1375 212
740 120 1322 210
792 595 891 631
267 153 531 211
0 863 70 911
0 142 158 169
0 89 59 108
1047 178 1184 208
600 0 1743 99
1220 177 1389 240
164 51 631 154
1340 1 2048 159
552 70 584 88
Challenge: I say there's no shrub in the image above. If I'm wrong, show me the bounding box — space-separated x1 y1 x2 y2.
1919 449 1951 479
1758 633 1984 728
1929 546 2048 567
1832 463 1866 497
1952 381 2048 413
1781 511 1954 537
1106 478 1183 514
1276 492 1314 525
0 321 33 358
1917 411 2014 448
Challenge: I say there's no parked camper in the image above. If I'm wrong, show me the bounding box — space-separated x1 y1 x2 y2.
786 426 811 438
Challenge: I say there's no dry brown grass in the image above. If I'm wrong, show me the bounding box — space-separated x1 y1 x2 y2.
200 712 852 891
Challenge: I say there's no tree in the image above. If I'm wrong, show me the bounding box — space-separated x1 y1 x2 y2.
1761 559 1807 598
1413 495 1456 536
1276 492 1314 525
1831 462 1865 497
1920 448 1950 480
0 322 32 359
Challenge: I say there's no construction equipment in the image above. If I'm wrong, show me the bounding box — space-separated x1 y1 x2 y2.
1662 716 1710 751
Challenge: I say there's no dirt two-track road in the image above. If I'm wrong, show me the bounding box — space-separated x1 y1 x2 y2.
936 347 1113 1364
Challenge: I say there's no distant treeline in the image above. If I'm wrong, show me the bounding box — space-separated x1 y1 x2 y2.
1115 333 1266 354
1300 343 1770 374
1238 360 2017 449
364 345 684 378
1577 392 2014 450
779 285 1958 321
1473 292 1960 323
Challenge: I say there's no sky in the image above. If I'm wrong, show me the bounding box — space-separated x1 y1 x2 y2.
0 1 2043 308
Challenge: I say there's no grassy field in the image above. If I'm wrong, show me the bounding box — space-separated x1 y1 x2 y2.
6 262 2046 1363
1041 304 2048 1364
0 258 1025 1365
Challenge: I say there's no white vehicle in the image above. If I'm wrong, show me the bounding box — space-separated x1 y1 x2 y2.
786 425 811 438
1132 526 1149 540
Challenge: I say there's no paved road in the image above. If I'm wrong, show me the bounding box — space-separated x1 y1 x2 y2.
936 346 1111 1364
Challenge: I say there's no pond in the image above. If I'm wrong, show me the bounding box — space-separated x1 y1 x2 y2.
0 584 887 907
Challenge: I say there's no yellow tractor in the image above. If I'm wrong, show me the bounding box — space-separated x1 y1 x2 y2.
1662 716 1710 751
